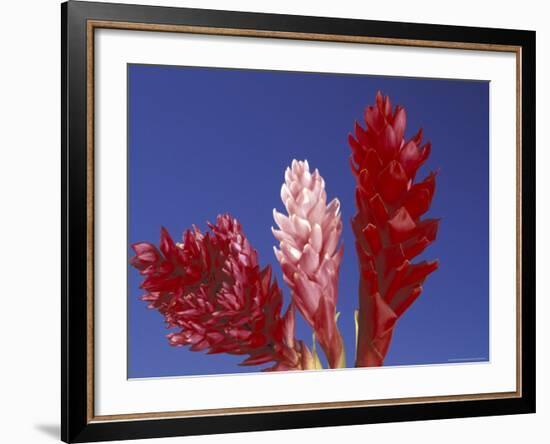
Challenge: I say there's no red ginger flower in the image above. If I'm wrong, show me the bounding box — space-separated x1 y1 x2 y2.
130 214 315 371
348 92 439 367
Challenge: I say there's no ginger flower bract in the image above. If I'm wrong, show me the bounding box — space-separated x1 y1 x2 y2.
273 160 345 368
130 214 316 371
348 91 440 366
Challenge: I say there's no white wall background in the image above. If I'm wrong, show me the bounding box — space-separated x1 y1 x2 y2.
0 0 546 443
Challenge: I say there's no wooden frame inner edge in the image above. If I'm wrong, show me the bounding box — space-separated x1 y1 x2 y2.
85 19 523 423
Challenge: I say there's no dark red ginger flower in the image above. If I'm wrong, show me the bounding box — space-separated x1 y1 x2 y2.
130 214 316 371
348 91 440 367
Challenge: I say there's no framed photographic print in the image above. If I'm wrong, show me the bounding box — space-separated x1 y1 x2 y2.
61 1 536 442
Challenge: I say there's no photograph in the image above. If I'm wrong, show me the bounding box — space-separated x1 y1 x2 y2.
127 64 489 378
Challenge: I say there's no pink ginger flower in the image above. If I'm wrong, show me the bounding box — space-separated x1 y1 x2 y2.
130 214 316 371
272 160 345 368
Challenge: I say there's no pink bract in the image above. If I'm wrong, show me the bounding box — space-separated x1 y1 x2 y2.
272 160 345 368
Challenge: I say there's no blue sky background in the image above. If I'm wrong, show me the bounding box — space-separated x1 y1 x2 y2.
127 64 489 378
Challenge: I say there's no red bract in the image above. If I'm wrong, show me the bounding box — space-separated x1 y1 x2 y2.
130 214 314 371
348 92 440 367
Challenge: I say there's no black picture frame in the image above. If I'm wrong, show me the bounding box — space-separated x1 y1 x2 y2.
61 1 536 442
